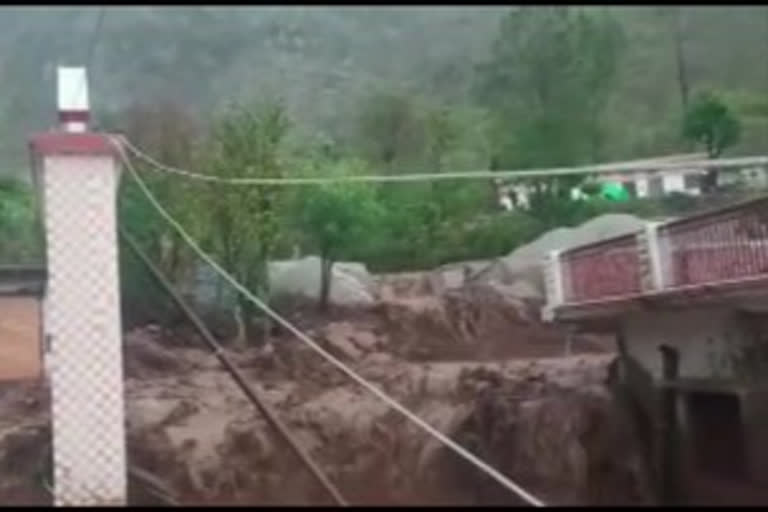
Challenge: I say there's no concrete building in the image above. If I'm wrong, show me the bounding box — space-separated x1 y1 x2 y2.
542 195 768 504
604 166 768 199
498 153 768 211
600 153 708 198
607 168 702 198
500 154 712 211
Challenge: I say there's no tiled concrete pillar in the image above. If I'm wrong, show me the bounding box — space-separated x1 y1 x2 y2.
28 67 126 506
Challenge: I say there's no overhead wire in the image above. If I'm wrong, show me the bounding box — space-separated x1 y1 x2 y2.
70 6 107 107
112 136 547 507
70 12 344 504
118 135 768 186
95 12 761 506
119 226 348 507
80 11 540 508
57 7 759 507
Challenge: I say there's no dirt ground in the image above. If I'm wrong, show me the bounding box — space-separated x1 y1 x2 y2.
0 278 655 506
0 298 41 381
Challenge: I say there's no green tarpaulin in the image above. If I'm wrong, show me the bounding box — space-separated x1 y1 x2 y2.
599 182 630 201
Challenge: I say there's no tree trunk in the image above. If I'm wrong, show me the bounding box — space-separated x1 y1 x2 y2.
428 151 444 252
589 104 602 163
672 7 690 113
232 258 270 348
258 284 272 348
215 278 224 311
255 259 271 347
232 300 247 350
701 143 721 195
701 169 719 194
488 155 501 212
168 236 185 285
765 7 768 92
319 256 333 312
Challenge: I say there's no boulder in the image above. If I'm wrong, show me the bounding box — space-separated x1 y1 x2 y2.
322 325 364 361
472 214 648 297
269 256 376 306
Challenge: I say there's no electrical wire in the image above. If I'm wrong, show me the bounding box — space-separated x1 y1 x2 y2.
120 226 348 506
69 7 107 107
118 135 768 186
113 136 546 507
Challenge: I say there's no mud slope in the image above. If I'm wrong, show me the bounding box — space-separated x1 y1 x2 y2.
0 334 649 506
0 278 632 505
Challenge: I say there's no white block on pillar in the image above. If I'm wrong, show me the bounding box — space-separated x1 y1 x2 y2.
57 67 90 133
30 133 126 506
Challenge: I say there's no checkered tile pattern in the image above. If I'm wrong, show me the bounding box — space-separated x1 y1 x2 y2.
40 155 127 506
636 227 657 292
542 250 563 322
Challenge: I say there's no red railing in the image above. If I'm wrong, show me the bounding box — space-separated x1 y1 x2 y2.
658 197 768 288
548 196 768 309
560 233 642 303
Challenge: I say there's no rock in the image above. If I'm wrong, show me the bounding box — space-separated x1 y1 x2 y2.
376 272 434 299
504 279 545 302
124 330 192 379
351 330 378 352
225 420 275 463
128 398 186 429
323 321 380 357
334 262 377 291
298 388 391 440
430 260 493 293
415 404 473 474
477 280 540 322
269 256 376 306
362 352 394 366
436 267 465 291
471 214 648 297
323 330 363 361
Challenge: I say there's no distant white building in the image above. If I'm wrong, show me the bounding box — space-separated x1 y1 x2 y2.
596 153 713 199
609 165 768 199
498 154 768 211
603 168 703 199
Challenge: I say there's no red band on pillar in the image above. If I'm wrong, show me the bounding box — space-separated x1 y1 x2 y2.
30 133 120 157
58 110 91 125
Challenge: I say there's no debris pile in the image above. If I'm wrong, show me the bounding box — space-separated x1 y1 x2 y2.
0 334 648 506
0 215 661 505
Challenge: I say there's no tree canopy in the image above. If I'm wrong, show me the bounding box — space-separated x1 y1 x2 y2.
683 91 742 158
2 7 766 335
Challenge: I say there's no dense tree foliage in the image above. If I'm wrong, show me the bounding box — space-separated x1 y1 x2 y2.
294 159 381 310
1 7 767 170
0 178 40 264
683 91 742 159
1 6 766 328
683 91 742 191
197 102 291 344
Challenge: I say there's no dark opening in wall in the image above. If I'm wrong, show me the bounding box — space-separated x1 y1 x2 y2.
686 391 747 481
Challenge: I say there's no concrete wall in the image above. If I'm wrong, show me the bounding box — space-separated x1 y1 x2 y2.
622 308 768 487
662 174 687 195
621 308 752 380
740 389 768 485
635 177 649 198
629 170 702 199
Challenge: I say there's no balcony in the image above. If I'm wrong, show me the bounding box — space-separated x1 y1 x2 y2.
543 196 768 323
